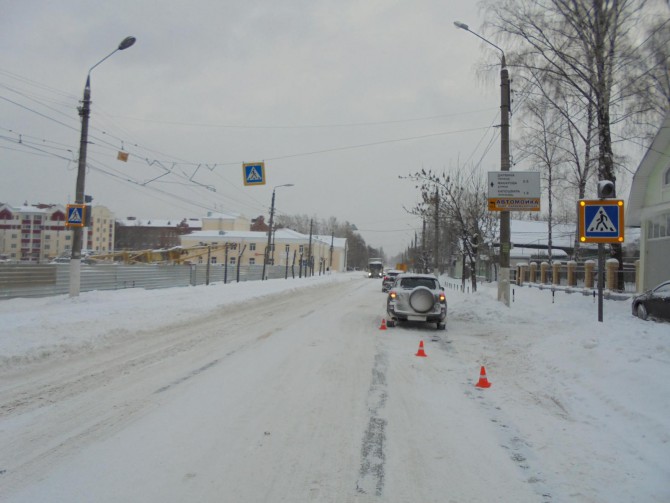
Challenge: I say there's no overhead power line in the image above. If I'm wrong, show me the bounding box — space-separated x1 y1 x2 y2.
106 109 498 130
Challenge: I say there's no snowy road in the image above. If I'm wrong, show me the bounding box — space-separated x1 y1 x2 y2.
1 275 667 502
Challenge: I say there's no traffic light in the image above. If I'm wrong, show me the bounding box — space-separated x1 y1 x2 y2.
597 180 616 199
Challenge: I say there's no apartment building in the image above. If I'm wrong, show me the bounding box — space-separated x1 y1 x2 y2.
0 203 115 263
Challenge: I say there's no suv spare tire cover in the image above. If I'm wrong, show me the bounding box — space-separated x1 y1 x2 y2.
409 287 436 313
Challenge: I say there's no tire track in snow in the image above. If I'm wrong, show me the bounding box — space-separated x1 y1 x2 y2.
356 347 388 496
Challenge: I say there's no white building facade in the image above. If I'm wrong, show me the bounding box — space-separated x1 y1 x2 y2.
180 228 347 272
627 113 670 291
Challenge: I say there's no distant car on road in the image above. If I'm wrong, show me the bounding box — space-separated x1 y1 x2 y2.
382 270 402 292
386 273 447 330
632 280 670 322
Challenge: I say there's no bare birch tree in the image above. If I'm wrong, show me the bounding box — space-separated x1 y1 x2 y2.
406 167 497 292
514 99 570 261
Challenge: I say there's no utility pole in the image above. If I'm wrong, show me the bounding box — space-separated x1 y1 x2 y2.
329 232 334 270
499 54 512 306
422 218 427 273
224 244 229 284
454 21 511 306
69 36 136 297
308 219 313 276
262 189 276 281
262 183 293 281
433 188 439 274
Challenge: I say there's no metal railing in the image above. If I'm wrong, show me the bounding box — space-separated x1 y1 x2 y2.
0 262 313 300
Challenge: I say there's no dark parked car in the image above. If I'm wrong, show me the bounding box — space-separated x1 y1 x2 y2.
382 270 402 292
632 280 670 322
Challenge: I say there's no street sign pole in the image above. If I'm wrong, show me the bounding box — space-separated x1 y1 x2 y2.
578 198 624 323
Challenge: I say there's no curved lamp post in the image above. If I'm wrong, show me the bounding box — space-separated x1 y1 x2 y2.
262 183 294 280
454 21 511 306
69 36 136 297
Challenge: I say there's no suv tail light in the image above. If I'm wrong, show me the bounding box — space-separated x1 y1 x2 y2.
389 291 397 300
438 292 446 303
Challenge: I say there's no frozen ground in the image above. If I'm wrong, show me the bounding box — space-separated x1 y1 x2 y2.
0 273 668 502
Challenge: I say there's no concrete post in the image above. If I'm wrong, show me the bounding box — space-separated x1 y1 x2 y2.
552 261 561 286
517 263 528 286
585 260 596 289
606 259 619 291
540 261 549 284
567 261 577 287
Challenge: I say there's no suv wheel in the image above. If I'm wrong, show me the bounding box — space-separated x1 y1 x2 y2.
409 287 436 313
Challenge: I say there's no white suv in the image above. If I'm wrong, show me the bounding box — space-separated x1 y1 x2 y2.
386 273 447 330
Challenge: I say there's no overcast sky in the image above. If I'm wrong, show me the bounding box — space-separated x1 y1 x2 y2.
2 0 518 256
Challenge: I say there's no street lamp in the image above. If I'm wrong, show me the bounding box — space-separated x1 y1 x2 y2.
69 36 136 297
262 183 294 280
454 21 511 306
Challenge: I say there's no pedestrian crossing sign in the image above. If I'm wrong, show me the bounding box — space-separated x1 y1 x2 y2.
65 204 86 228
242 162 266 186
578 199 625 243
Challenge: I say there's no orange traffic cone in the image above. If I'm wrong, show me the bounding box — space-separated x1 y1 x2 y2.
415 340 427 357
475 366 491 388
379 319 387 330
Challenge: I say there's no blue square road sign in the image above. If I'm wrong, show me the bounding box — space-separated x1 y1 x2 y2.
578 199 624 243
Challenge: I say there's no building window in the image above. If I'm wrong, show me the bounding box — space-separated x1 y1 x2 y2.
249 258 256 265
299 245 304 254
664 167 670 186
648 211 670 239
250 243 256 251
211 256 217 264
285 244 290 253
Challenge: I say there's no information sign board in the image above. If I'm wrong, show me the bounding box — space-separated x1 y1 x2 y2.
488 171 541 211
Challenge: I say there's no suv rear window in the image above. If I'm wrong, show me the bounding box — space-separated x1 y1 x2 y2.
399 277 438 289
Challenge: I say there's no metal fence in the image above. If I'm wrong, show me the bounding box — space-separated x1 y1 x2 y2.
0 262 313 300
516 261 638 295
539 263 637 293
